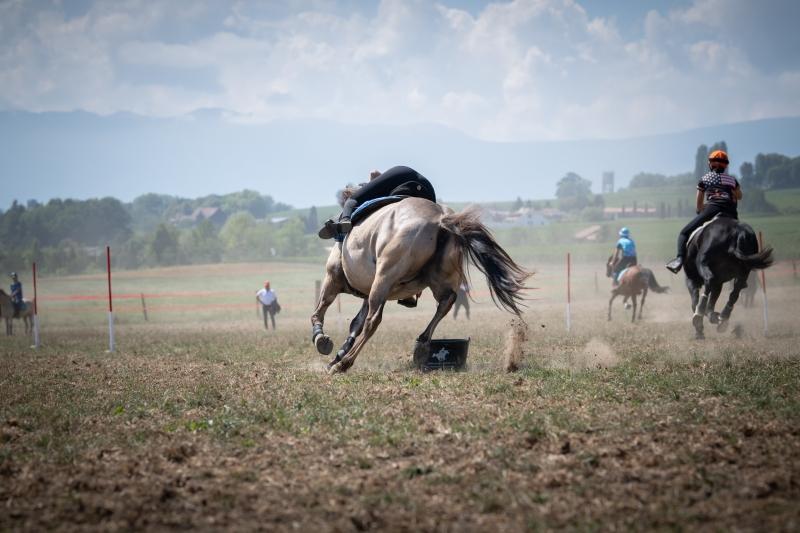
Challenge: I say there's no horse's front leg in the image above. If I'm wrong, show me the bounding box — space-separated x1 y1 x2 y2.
311 277 346 357
328 299 368 369
630 294 638 323
608 291 619 321
413 289 457 368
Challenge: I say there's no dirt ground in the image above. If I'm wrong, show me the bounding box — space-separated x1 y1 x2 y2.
2 264 800 531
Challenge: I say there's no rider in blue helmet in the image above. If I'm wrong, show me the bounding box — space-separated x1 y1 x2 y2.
9 272 23 317
610 227 638 285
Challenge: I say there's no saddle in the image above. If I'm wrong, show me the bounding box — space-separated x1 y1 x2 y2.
334 195 407 242
687 213 724 248
616 267 630 283
350 195 407 225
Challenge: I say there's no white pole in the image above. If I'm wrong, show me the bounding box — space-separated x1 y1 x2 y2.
108 311 116 352
758 232 768 336
33 315 40 348
566 253 572 333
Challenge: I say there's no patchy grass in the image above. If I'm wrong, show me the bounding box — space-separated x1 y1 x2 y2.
1 265 800 530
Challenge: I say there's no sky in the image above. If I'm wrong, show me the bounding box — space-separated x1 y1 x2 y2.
1 0 799 143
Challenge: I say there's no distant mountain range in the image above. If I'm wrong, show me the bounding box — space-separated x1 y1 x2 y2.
2 110 799 209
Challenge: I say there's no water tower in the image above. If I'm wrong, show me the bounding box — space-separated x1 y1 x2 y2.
602 171 615 194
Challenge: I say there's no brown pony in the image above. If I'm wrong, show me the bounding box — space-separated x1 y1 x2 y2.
311 199 530 373
0 289 33 335
606 258 668 322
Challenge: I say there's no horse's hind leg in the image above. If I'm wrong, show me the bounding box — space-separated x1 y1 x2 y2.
630 294 638 323
707 284 724 325
717 275 746 332
638 288 648 321
413 289 457 368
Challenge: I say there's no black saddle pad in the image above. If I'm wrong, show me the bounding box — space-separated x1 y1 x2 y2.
350 195 407 226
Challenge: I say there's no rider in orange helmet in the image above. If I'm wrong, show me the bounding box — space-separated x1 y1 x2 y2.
666 150 743 273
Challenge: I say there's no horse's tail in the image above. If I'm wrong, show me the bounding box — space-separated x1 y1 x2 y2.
440 207 531 316
734 246 774 270
733 226 775 270
643 268 669 293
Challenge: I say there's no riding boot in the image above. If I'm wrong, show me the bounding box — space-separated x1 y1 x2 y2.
318 198 356 239
665 256 683 274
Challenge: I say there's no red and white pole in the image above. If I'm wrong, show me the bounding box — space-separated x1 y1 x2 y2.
32 262 40 348
758 231 768 335
566 252 572 332
106 246 115 352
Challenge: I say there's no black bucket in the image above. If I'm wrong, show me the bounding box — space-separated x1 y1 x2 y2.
424 338 470 370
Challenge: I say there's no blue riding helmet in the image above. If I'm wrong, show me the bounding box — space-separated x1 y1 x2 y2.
618 227 630 238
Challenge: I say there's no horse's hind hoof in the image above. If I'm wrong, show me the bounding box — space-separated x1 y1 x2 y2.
695 332 705 340
717 319 729 333
709 312 721 325
327 361 342 374
314 334 334 355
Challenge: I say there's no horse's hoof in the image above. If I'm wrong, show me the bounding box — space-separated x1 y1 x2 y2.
709 312 721 324
695 332 705 340
314 334 334 355
717 319 729 333
692 314 704 329
327 361 342 374
624 303 632 310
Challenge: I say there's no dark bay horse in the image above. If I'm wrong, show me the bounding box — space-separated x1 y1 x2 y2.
606 259 668 322
311 199 530 373
0 290 33 335
683 217 773 339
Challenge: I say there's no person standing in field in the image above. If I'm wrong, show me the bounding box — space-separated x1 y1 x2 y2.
256 280 279 330
453 282 470 320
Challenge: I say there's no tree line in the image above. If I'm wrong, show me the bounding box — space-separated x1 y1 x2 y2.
0 191 325 275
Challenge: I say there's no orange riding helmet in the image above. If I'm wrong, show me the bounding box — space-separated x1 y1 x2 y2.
708 150 729 170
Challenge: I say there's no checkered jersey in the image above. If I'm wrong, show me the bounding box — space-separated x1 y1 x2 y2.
697 171 739 204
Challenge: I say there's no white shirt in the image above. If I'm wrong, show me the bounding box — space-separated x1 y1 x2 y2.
256 288 277 306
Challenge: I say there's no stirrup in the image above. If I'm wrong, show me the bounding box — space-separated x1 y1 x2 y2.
665 257 683 274
337 219 352 234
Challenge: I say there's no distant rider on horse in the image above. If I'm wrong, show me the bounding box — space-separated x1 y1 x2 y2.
9 272 23 317
318 165 436 239
666 150 742 273
610 227 637 286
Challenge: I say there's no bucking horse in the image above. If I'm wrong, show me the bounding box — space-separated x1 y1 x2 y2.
311 198 530 373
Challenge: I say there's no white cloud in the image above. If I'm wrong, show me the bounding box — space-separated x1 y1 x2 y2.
0 0 798 140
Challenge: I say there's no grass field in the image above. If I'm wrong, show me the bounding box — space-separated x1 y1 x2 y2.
2 260 800 530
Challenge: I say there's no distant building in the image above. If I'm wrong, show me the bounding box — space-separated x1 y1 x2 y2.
602 171 615 194
483 207 552 228
171 206 227 226
574 225 602 241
